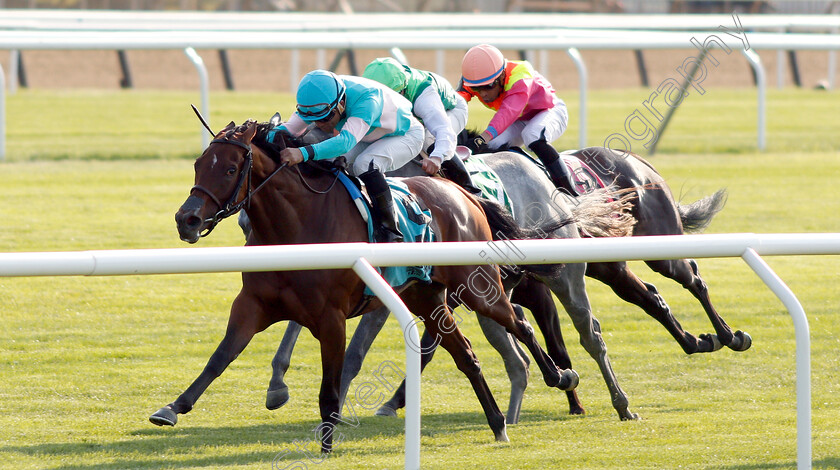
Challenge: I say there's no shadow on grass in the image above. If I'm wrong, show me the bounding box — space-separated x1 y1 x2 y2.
1 411 521 469
723 456 840 469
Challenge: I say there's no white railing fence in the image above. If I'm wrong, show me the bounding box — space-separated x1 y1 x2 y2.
2 12 840 159
3 232 840 470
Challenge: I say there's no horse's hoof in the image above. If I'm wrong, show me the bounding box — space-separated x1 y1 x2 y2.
620 411 640 421
266 387 290 410
728 331 752 352
375 405 398 417
569 406 586 416
699 333 724 352
558 369 579 391
149 407 178 426
494 427 510 443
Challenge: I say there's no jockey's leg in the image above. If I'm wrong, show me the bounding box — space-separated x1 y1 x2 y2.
359 162 404 243
522 103 579 197
529 137 579 197
352 119 424 244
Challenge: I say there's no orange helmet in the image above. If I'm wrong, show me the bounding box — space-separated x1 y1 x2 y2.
461 44 506 87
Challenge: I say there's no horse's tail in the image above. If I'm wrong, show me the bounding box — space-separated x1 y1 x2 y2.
678 189 728 233
569 186 637 238
477 197 570 278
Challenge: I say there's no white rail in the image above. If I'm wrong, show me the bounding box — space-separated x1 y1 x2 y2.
2 11 839 32
2 232 840 470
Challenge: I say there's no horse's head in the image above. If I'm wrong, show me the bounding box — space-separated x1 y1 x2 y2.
175 119 272 243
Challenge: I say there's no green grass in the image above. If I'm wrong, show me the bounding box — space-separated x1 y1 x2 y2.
4 87 840 161
1 88 839 469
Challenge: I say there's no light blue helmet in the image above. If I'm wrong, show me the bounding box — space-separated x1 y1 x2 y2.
295 70 346 122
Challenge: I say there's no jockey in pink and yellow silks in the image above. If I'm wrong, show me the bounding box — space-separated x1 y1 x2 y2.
458 44 579 197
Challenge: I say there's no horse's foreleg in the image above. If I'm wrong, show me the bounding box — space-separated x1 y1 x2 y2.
646 258 751 352
266 321 304 410
511 277 584 416
316 314 347 454
150 295 264 426
340 307 389 413
587 261 716 354
475 312 529 425
546 266 638 421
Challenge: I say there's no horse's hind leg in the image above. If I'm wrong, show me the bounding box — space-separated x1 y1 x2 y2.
403 285 508 442
266 321 303 410
476 312 530 424
449 266 578 391
511 276 584 416
150 293 267 426
646 258 751 352
374 302 529 424
587 261 719 354
376 320 445 417
545 264 638 421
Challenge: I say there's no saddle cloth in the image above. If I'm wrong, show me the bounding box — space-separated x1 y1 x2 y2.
559 150 609 194
454 146 516 218
334 171 435 291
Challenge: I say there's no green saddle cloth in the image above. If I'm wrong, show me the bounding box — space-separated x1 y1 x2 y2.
462 155 515 219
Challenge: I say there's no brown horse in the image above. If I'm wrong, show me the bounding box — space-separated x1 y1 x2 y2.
152 119 579 452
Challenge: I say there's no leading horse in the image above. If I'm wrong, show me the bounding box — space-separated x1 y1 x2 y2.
153 119 580 452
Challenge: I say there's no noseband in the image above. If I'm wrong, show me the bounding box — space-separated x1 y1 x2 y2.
191 137 286 238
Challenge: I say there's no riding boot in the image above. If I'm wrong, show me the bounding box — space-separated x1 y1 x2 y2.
359 166 404 243
440 157 482 196
528 139 580 197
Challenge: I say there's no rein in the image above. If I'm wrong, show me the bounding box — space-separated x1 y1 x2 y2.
192 137 287 238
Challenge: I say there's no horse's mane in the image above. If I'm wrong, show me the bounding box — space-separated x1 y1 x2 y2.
219 119 347 175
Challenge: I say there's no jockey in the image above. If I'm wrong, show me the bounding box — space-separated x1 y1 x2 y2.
274 69 425 243
458 44 579 196
362 57 480 195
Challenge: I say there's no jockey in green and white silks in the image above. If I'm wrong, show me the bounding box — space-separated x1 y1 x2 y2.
276 70 424 243
363 57 468 174
363 58 480 194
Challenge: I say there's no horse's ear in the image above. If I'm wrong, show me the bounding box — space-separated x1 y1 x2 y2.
216 121 236 138
242 120 258 143
270 112 282 126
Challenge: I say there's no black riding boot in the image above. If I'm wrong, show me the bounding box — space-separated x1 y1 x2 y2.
440 157 482 196
528 139 579 197
359 166 404 243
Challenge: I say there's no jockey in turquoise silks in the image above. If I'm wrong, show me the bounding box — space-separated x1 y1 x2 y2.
274 70 424 243
458 44 579 197
362 57 480 195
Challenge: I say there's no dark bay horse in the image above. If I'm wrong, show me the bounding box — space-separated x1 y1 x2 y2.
263 144 752 421
153 119 580 451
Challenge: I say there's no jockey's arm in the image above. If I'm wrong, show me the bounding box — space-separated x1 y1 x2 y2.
413 87 456 162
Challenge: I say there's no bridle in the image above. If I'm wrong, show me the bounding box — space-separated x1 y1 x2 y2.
190 137 287 238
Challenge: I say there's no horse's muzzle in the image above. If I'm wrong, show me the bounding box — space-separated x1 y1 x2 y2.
175 195 207 243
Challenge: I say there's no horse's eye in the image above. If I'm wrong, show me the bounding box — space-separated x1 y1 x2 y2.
226 167 237 176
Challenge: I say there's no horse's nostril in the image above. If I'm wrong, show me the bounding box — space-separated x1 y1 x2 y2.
186 215 202 228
